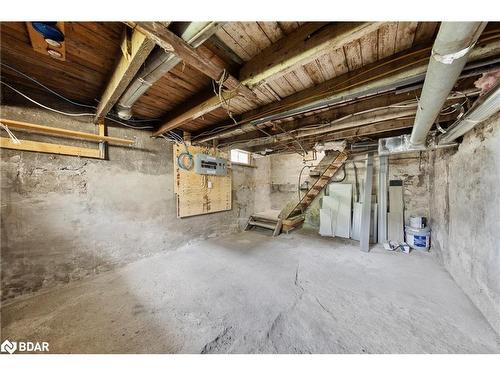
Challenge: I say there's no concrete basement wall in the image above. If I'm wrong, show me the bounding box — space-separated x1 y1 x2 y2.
0 105 257 301
255 150 430 230
429 112 500 335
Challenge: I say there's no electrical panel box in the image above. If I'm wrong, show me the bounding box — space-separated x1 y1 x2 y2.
194 154 228 176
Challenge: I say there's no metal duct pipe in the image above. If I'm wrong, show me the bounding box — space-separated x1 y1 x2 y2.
438 84 500 144
409 22 487 147
116 22 223 119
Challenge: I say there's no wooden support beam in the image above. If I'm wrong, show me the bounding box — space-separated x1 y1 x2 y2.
247 117 452 153
94 27 156 122
203 89 424 145
152 94 228 137
152 22 378 136
1 137 102 159
239 22 385 87
133 22 256 101
1 119 135 145
229 90 473 151
97 121 108 159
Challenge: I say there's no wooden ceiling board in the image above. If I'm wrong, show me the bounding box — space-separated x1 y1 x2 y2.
1 22 123 105
2 21 445 140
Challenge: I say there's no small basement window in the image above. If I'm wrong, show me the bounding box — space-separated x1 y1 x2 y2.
230 149 251 165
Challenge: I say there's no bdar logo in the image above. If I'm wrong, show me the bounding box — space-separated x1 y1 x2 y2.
0 339 49 354
1 339 17 354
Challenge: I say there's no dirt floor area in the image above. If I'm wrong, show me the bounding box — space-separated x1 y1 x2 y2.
1 229 499 353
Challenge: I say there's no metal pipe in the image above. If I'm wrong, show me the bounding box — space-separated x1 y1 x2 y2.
438 84 500 144
116 22 223 119
409 22 487 147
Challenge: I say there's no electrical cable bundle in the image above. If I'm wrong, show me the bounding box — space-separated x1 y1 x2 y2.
160 132 193 171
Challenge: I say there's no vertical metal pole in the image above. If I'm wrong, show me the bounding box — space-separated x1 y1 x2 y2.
378 155 388 243
360 153 373 252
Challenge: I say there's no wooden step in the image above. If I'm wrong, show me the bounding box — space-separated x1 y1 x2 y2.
249 219 277 230
284 150 348 220
282 215 305 233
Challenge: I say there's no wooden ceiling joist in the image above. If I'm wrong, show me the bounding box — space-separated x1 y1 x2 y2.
153 93 229 137
239 22 385 87
248 119 416 153
151 22 385 136
94 27 156 122
132 22 257 101
211 90 424 146
223 88 475 151
195 34 500 144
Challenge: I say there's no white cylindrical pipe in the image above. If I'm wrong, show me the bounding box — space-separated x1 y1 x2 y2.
438 84 500 143
409 22 487 147
116 22 222 119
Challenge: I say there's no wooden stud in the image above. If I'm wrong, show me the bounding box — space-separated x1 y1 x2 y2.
98 121 108 159
239 22 385 87
94 27 156 122
1 118 134 145
133 22 256 101
1 137 102 159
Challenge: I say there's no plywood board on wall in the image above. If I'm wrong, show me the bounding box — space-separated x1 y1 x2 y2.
174 144 232 218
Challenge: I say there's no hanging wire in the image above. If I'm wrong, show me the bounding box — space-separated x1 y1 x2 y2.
0 122 21 144
1 63 163 125
0 79 161 130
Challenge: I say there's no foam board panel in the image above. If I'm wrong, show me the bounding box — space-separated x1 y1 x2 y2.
319 208 334 236
328 183 352 239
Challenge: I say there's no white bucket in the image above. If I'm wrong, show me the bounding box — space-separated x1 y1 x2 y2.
409 216 427 229
405 225 431 250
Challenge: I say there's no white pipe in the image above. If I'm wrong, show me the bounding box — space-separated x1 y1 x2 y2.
409 22 487 147
116 22 222 119
438 84 500 143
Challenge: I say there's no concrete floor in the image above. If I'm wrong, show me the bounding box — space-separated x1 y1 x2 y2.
1 229 499 353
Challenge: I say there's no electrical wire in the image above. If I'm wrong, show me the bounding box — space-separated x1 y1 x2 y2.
1 79 159 130
1 80 95 117
106 116 154 129
1 62 96 109
0 122 21 144
160 133 193 171
297 164 311 202
1 64 163 124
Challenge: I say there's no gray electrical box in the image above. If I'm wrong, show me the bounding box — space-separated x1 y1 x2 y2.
193 154 228 176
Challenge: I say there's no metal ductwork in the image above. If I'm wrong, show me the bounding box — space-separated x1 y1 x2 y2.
438 83 500 144
116 22 223 120
409 22 487 147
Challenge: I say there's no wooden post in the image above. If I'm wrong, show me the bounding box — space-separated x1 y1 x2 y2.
360 153 374 252
98 121 107 160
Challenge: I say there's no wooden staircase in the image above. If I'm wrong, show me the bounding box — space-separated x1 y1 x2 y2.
281 150 349 232
245 149 348 236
